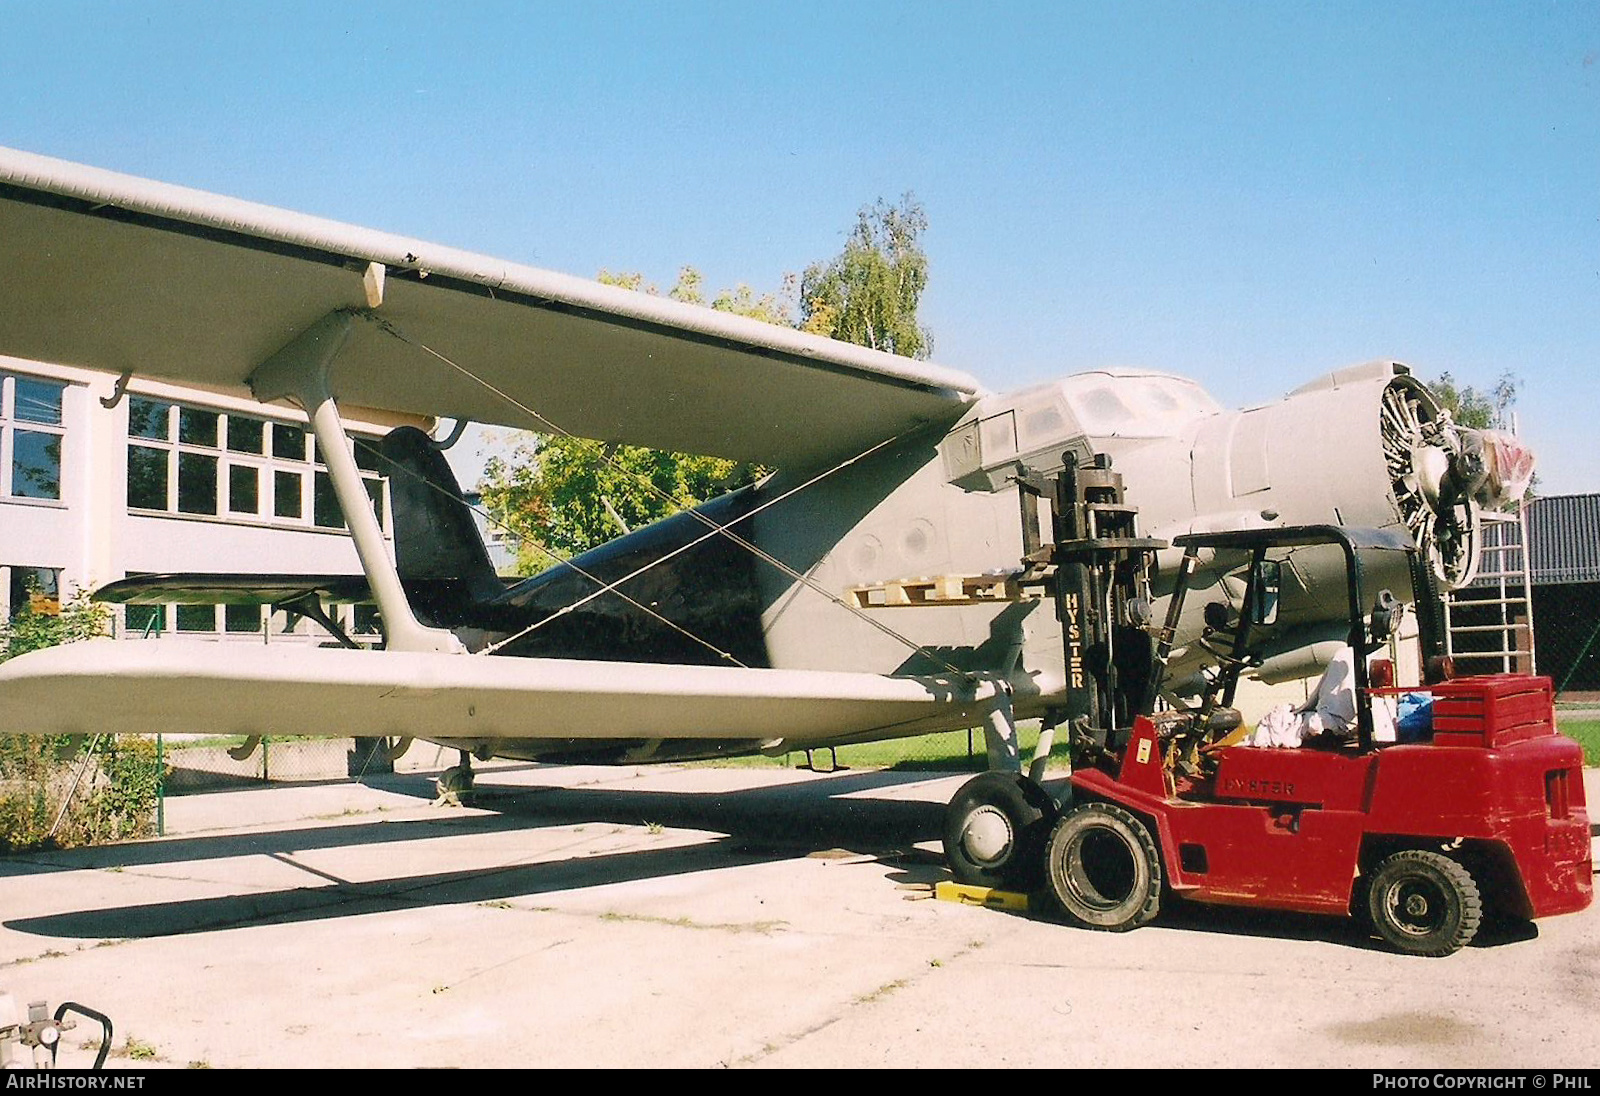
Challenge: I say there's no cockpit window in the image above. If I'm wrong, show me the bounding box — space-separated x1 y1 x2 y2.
1018 405 1069 448
1064 374 1220 437
1076 388 1133 427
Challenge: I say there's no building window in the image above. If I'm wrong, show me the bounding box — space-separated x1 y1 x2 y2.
124 604 164 636
1 374 66 502
126 398 388 532
6 566 61 618
225 604 263 633
352 604 381 636
175 604 217 632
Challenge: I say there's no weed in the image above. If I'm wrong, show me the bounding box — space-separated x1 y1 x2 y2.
855 979 907 1005
122 1036 157 1061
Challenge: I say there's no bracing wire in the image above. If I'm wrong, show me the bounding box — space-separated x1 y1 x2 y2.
357 311 976 679
348 436 750 667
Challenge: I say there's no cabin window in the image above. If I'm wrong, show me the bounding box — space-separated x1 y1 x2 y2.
979 411 1018 461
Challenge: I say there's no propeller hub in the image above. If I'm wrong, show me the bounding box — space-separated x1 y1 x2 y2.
1411 445 1451 509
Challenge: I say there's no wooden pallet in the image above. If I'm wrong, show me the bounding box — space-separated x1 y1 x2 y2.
847 572 1028 609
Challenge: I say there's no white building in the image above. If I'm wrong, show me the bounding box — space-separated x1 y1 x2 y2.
0 353 428 643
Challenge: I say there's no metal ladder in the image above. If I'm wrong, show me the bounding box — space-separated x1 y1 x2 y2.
1444 506 1537 674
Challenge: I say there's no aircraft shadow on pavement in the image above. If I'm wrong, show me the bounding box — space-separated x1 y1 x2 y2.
14 769 1533 953
4 769 953 940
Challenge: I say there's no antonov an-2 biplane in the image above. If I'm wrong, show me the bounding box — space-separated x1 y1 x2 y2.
0 146 1532 885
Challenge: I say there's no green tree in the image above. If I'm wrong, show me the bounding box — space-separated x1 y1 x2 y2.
799 194 932 359
482 435 762 571
480 266 778 572
482 198 935 568
1427 370 1537 505
0 586 111 662
1429 371 1519 430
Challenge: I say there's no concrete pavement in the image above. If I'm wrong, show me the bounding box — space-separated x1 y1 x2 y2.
0 763 1595 1069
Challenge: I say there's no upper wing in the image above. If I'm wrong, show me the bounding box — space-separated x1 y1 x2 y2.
0 146 981 466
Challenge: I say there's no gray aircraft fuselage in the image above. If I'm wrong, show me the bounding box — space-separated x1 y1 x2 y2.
449 360 1468 762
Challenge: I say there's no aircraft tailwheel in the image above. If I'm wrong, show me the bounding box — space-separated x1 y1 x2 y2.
1046 802 1162 931
943 771 1057 890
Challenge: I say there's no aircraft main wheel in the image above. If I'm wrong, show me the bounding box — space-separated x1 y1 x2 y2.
942 772 1055 890
1365 850 1482 957
1046 802 1161 931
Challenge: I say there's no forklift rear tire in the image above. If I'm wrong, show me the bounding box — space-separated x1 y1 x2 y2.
1366 850 1482 957
943 772 1055 890
1047 802 1162 931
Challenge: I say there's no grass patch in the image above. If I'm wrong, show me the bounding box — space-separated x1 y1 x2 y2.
1557 718 1600 766
697 716 1600 771
693 720 1069 773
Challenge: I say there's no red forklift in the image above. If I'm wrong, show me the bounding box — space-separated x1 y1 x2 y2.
945 457 1592 955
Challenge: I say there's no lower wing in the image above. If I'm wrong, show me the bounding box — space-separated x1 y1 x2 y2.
0 642 1001 753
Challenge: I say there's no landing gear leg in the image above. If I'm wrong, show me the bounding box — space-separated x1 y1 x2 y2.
981 686 1022 773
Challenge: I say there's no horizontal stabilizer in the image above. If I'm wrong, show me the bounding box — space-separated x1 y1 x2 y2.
94 573 374 606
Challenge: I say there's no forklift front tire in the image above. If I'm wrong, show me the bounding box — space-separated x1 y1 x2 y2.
1047 802 1162 931
1366 850 1482 957
943 772 1055 890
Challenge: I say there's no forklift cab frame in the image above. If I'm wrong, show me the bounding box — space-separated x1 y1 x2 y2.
1149 524 1445 753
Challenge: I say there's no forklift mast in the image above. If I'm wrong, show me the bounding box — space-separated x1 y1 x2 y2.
1018 453 1166 743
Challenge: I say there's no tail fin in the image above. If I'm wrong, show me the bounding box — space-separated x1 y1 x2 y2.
374 427 504 608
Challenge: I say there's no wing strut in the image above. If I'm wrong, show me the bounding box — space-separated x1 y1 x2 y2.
249 312 463 655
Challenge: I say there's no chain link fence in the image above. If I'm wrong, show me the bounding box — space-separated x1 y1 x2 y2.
159 735 528 793
1538 583 1600 765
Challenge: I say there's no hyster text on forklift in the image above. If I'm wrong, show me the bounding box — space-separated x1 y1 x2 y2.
942 455 1592 956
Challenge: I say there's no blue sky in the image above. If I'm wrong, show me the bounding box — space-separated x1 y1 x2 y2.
3 2 1596 492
